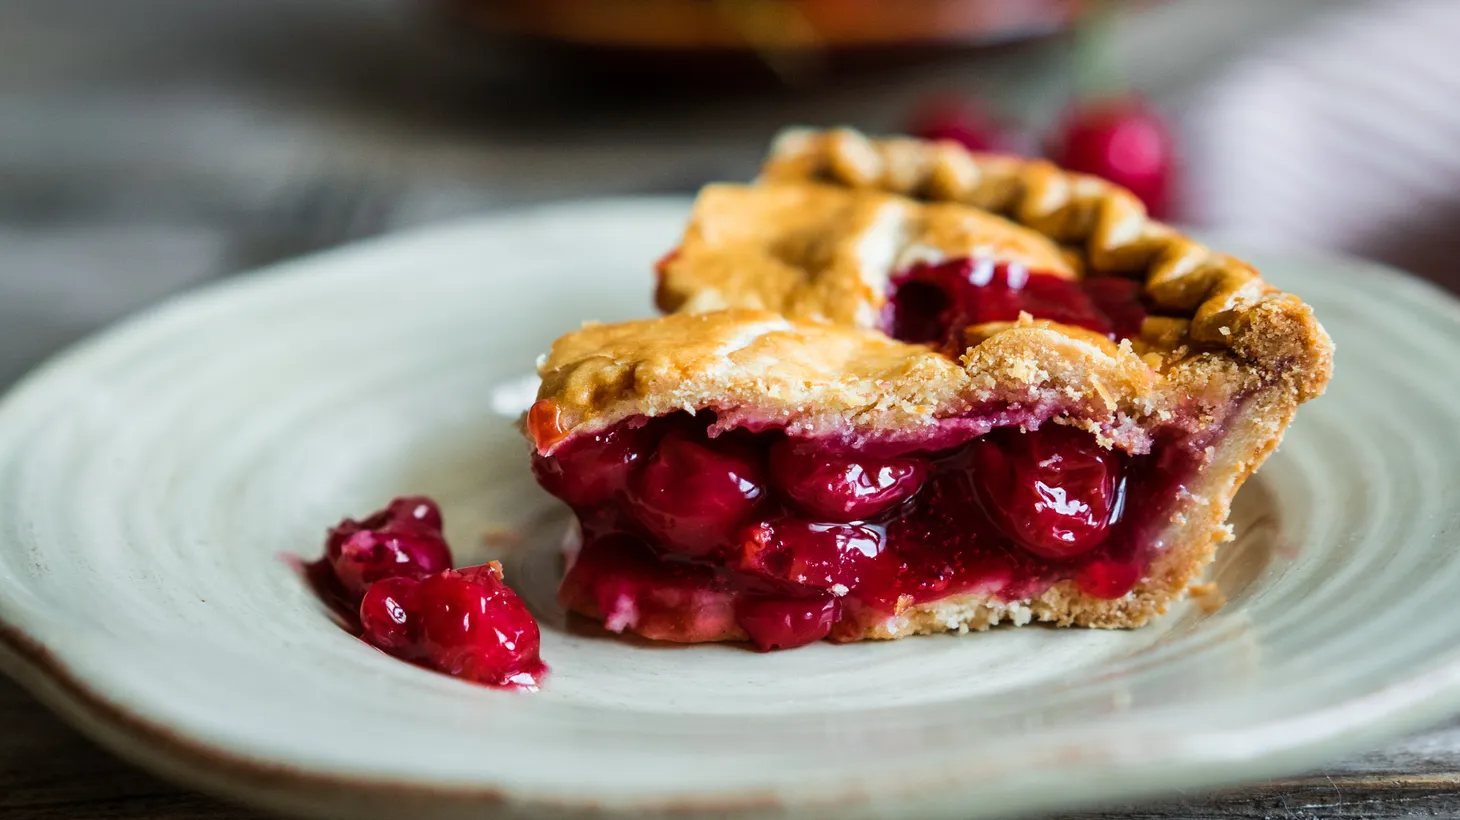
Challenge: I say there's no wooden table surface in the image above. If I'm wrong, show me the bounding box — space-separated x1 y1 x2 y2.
9 1 1460 817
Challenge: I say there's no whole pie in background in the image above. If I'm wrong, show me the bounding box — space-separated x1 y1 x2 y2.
527 128 1333 651
430 0 1084 86
439 0 1078 50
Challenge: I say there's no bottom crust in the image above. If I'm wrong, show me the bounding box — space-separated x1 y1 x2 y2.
561 384 1299 644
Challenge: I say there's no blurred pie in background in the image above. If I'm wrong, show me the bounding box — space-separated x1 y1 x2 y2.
433 0 1083 85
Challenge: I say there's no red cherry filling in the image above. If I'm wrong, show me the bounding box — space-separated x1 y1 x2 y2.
358 576 418 652
625 427 766 556
322 496 452 602
969 425 1125 560
545 412 1205 650
559 533 739 643
1076 558 1142 600
737 518 884 592
308 496 548 690
1082 276 1147 341
769 439 926 520
736 595 838 652
883 258 1147 351
360 563 547 690
532 422 661 507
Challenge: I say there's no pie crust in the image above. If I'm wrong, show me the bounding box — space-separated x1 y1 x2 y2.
660 127 1330 403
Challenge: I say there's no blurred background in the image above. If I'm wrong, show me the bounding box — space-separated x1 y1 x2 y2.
2 0 1457 393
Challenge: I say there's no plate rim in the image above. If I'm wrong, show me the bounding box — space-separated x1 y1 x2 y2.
4 197 1460 819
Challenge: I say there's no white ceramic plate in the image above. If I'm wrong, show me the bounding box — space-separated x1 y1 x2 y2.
1 199 1459 820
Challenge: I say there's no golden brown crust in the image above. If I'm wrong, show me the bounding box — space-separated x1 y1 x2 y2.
533 308 1278 463
656 182 1074 326
756 127 1333 401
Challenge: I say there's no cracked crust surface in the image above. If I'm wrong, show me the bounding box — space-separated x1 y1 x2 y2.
657 127 1332 402
656 182 1075 327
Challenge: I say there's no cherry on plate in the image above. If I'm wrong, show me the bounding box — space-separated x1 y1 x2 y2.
324 496 452 602
359 563 546 690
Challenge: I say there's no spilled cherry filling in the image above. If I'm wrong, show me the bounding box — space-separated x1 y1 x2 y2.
320 496 452 601
535 411 1206 652
884 258 1148 350
307 497 547 690
360 562 547 690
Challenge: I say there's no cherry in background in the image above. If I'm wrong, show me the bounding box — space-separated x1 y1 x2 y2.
909 95 1009 153
1046 95 1177 220
1048 2 1179 219
905 86 1178 220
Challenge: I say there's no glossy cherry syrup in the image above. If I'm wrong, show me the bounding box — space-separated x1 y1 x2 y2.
321 496 452 600
306 496 453 615
360 563 547 690
884 258 1147 351
736 594 839 652
537 411 1205 652
769 439 925 521
308 497 546 690
626 426 767 557
967 426 1125 560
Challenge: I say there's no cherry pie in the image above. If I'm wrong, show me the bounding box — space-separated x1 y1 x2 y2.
526 128 1333 650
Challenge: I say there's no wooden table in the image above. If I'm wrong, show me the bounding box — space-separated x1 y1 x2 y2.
8 1 1459 817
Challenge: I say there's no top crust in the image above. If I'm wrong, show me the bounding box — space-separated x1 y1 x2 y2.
530 128 1331 471
740 127 1334 402
656 182 1075 327
531 308 1270 459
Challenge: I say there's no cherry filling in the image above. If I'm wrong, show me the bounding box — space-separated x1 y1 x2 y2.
312 496 453 606
308 497 547 690
967 426 1125 560
883 259 1147 350
360 563 547 690
537 411 1208 652
627 426 766 557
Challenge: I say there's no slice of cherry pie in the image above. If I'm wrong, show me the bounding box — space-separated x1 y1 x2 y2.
526 128 1332 651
